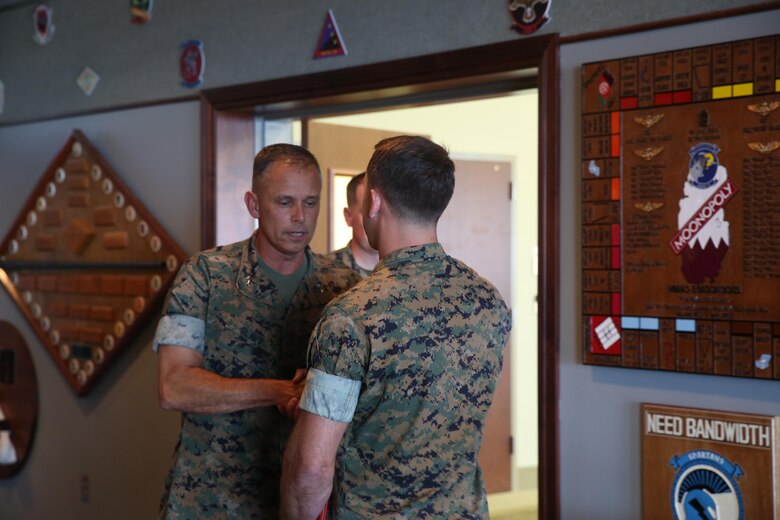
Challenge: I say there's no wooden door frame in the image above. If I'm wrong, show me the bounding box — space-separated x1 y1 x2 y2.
200 34 560 519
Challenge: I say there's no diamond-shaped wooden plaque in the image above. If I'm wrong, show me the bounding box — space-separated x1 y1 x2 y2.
0 130 187 396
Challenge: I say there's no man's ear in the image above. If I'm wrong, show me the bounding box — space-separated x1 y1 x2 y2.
244 191 259 219
343 207 353 228
368 188 382 219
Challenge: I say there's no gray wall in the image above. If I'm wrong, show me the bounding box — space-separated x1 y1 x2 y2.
560 10 780 519
0 0 772 124
0 101 199 519
0 1 779 519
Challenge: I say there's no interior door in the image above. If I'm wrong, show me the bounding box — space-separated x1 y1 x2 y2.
439 158 513 493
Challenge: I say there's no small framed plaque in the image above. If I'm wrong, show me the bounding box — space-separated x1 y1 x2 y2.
642 403 779 519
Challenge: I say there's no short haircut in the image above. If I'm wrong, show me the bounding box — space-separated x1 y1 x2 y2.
366 135 454 223
252 144 320 190
345 172 366 208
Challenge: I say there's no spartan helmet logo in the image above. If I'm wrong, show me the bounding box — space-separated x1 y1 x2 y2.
670 451 744 520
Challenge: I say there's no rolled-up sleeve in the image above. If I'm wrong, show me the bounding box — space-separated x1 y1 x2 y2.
152 314 206 354
299 368 360 422
152 256 210 354
304 305 369 422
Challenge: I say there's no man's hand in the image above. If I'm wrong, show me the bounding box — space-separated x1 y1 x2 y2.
278 369 307 419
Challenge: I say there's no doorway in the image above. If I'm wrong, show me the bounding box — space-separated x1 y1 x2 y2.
200 34 560 519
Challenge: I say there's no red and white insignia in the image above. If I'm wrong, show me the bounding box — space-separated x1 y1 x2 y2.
33 4 55 46
179 40 205 88
508 0 551 35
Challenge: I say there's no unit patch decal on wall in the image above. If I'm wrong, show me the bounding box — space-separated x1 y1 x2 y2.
130 0 152 24
508 0 551 35
76 67 100 97
0 130 188 396
642 404 779 519
314 9 347 59
179 40 205 88
32 4 54 45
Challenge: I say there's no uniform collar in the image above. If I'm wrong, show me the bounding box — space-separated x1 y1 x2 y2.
236 231 320 299
376 242 445 270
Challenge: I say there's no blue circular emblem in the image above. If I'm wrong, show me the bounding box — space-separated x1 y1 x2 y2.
669 450 744 520
688 143 720 189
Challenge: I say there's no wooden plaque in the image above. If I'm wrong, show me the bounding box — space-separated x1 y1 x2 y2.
643 403 779 519
0 321 38 479
0 130 188 396
581 35 780 380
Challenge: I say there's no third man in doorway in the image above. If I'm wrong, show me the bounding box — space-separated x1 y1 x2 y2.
325 172 378 278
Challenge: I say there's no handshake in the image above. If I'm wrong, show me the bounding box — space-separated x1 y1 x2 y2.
276 369 307 420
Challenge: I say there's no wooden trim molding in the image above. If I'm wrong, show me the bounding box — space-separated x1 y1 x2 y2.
199 96 216 249
560 0 780 44
537 37 561 520
200 34 561 518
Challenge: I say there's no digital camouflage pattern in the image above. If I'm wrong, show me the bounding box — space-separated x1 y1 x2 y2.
308 243 511 519
325 241 372 279
158 232 359 519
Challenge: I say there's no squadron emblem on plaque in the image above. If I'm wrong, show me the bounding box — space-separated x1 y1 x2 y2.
669 450 744 520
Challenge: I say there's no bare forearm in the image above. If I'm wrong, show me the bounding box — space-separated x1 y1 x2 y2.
159 366 292 413
280 459 333 520
281 411 347 519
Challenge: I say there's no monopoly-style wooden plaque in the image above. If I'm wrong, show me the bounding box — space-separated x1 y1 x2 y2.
581 35 780 379
0 130 187 396
643 403 779 519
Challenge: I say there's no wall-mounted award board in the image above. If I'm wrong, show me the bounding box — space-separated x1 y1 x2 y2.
581 35 780 379
0 321 38 479
0 130 188 396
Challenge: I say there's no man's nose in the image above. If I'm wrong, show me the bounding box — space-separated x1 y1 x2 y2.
291 202 304 222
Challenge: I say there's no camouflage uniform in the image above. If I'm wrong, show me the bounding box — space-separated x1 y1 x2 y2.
302 243 511 519
152 232 359 519
325 240 372 279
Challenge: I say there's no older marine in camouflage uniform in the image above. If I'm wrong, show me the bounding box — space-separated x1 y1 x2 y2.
153 232 358 518
281 134 511 519
325 240 372 279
